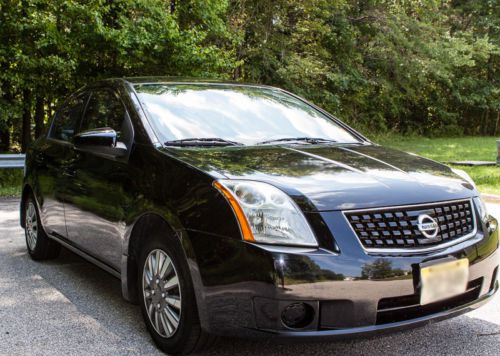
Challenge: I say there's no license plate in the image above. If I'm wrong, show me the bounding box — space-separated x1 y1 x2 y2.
420 258 469 305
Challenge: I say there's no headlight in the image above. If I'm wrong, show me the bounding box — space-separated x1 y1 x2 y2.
473 196 489 223
451 168 476 189
214 180 318 246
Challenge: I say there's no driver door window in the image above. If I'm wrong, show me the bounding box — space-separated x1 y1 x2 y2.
50 94 87 142
80 89 132 148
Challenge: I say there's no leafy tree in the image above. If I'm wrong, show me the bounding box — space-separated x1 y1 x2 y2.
0 0 498 152
361 258 405 280
0 0 236 152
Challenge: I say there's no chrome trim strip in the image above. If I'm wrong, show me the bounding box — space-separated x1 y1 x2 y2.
342 198 477 213
342 198 478 254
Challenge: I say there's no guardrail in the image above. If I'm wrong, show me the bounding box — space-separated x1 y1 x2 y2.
497 140 500 166
0 154 25 169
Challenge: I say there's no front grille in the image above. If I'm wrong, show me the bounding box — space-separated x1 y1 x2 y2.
345 199 475 251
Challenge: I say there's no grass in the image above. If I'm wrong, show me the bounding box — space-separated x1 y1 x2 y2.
0 136 498 197
375 136 498 162
0 169 23 197
376 135 499 195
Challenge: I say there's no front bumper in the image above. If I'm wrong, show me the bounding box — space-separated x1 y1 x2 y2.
187 212 499 338
255 281 498 340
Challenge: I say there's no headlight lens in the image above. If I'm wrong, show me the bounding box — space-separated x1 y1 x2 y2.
214 180 318 247
473 196 489 223
451 168 476 189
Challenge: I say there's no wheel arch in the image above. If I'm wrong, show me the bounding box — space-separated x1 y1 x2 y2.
121 212 209 330
20 184 35 228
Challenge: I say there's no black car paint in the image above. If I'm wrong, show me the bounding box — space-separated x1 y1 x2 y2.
166 144 476 212
21 78 499 339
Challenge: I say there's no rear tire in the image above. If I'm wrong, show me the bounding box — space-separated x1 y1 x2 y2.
24 196 61 260
138 233 216 355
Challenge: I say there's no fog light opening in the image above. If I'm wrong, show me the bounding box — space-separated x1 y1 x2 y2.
281 302 314 329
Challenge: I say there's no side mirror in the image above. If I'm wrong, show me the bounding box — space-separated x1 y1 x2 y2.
74 128 127 157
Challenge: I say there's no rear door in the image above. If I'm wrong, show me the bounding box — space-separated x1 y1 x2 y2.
36 93 88 237
63 87 135 270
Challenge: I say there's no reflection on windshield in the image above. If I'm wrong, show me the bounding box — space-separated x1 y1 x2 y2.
134 84 360 145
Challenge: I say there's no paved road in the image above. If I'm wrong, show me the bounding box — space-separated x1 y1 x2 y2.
0 197 499 355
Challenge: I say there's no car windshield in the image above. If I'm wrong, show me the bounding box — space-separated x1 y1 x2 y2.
134 83 361 146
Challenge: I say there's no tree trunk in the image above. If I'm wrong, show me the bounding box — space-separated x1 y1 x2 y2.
0 80 12 152
483 109 490 136
21 89 32 152
47 96 53 118
0 125 10 152
34 96 45 138
494 110 499 136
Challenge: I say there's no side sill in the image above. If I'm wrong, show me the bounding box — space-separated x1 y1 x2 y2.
48 233 121 279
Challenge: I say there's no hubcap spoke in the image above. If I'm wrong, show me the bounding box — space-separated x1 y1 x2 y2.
160 312 172 337
144 268 152 285
148 302 154 319
164 306 180 329
26 202 38 251
165 296 181 309
154 309 160 332
147 256 154 281
163 275 179 291
159 255 172 279
142 249 182 338
155 250 162 275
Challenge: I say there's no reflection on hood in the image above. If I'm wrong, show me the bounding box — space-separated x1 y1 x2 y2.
163 144 476 212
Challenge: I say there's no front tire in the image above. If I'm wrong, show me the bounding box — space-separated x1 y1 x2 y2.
24 197 60 260
138 234 216 355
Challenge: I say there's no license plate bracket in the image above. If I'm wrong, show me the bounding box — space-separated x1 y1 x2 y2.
420 258 469 305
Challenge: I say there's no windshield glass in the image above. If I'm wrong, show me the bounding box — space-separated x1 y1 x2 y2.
134 83 360 146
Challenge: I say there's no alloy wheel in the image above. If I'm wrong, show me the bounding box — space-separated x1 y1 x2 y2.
142 249 182 338
26 202 38 251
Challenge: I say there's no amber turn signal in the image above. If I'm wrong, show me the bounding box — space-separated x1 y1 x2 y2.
213 181 255 242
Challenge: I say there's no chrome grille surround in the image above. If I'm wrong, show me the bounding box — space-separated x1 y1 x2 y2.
343 199 477 253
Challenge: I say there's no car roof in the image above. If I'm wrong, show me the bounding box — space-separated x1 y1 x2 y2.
95 77 277 90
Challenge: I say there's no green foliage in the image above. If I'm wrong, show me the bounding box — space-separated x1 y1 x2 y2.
361 258 405 280
458 165 500 196
0 170 22 196
0 0 498 153
232 0 499 136
0 0 236 151
376 135 499 162
377 135 500 195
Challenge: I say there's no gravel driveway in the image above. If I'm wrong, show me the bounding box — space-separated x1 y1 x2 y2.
0 197 499 355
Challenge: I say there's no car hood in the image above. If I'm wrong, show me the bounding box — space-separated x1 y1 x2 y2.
163 144 477 212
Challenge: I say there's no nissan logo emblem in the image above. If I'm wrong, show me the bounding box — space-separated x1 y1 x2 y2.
417 214 439 238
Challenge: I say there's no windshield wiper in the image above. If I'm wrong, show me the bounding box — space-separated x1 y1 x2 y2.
256 137 337 145
165 138 243 147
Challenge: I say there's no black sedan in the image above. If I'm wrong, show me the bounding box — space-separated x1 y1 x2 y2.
21 78 499 354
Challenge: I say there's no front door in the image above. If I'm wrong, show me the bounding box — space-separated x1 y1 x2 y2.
63 88 135 270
